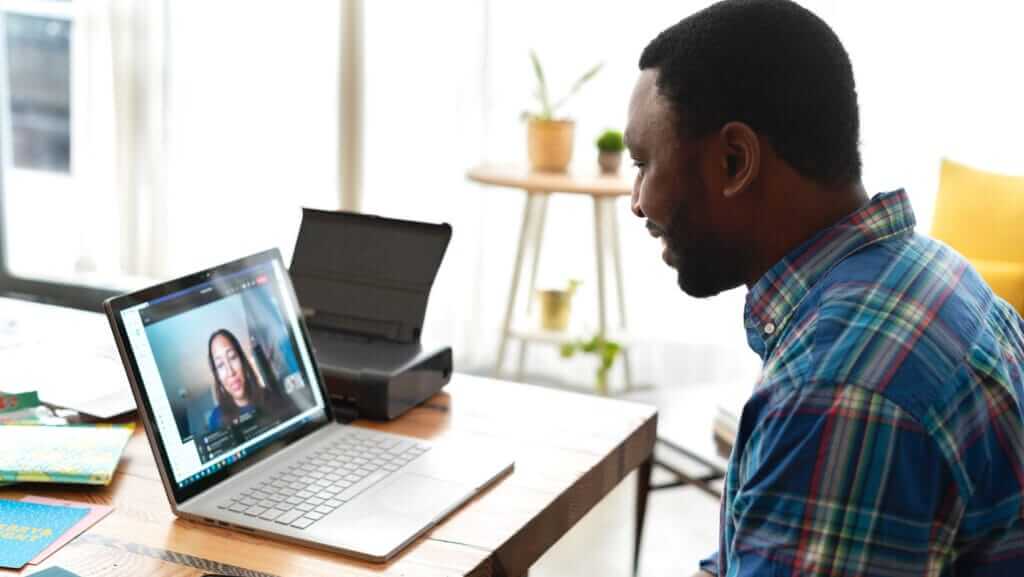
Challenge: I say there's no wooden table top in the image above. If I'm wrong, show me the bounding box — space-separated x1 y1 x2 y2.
467 165 633 197
2 375 657 577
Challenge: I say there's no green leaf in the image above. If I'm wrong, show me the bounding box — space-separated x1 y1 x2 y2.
581 337 599 353
530 50 552 119
550 60 604 115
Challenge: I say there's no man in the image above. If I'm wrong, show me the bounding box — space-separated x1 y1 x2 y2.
624 1 1024 576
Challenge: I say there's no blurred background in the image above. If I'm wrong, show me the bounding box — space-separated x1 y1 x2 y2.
1 1 1021 574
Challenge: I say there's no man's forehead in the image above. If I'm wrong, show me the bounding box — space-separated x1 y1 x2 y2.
628 70 659 117
626 69 670 146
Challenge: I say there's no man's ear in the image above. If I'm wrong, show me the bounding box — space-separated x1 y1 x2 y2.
719 122 759 198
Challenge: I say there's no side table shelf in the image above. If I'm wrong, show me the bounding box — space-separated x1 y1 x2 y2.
467 165 635 394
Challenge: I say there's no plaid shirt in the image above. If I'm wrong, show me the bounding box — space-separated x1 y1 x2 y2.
702 190 1024 576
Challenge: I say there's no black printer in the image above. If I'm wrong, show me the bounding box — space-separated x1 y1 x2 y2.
289 209 453 421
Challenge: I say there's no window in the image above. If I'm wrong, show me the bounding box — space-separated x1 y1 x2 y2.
0 1 343 310
0 1 115 308
5 11 70 173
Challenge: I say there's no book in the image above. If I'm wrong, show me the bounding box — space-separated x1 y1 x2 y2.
20 496 113 564
0 498 90 569
711 383 751 459
0 391 40 413
0 424 133 485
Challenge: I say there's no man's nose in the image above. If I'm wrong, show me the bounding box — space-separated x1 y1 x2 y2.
631 188 645 218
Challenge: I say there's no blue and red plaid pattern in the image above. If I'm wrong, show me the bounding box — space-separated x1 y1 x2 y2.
702 190 1024 576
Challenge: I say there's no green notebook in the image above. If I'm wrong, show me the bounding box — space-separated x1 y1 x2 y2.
0 424 133 485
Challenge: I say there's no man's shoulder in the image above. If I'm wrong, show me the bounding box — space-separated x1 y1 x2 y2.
804 233 998 415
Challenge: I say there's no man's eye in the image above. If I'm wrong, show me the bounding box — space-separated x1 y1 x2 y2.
632 161 646 170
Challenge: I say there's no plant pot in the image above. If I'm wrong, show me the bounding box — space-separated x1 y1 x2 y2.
598 150 622 175
527 118 574 173
538 289 573 331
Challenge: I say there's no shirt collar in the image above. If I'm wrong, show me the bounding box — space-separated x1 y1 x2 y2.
743 189 916 358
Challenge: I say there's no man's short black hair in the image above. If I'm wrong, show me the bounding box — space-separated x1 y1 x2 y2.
639 0 861 187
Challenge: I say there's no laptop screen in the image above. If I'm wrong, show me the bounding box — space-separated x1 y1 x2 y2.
117 254 327 490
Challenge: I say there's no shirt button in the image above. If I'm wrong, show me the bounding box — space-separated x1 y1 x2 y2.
764 322 776 335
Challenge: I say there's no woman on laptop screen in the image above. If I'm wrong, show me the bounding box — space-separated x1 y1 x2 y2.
207 328 292 431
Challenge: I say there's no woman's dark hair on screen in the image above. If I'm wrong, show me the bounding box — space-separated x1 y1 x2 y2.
207 328 267 425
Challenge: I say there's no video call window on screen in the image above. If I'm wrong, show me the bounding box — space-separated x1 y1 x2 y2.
142 265 317 464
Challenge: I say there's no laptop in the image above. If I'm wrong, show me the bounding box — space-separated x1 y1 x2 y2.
104 249 513 562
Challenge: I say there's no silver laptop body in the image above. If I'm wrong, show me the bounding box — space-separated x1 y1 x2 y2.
104 249 512 562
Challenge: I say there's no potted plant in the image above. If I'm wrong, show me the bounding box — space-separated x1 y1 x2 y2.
596 129 625 175
537 279 581 332
523 51 603 173
560 333 622 395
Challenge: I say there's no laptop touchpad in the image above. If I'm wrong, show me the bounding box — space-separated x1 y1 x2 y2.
371 473 469 518
316 473 471 558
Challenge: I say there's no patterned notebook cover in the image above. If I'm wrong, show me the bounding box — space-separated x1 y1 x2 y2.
0 424 133 485
0 499 89 568
21 496 113 564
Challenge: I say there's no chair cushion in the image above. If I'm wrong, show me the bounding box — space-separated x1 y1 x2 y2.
971 259 1024 315
931 158 1024 262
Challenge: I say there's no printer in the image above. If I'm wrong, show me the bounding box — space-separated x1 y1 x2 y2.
289 209 453 421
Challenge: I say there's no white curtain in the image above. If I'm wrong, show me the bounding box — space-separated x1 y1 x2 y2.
67 1 343 284
360 0 1024 390
105 0 168 278
156 1 341 277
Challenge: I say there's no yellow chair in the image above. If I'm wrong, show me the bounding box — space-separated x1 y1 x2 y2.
931 158 1024 315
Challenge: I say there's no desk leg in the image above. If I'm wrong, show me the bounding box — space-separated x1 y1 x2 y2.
607 198 634 391
497 193 539 377
634 456 653 577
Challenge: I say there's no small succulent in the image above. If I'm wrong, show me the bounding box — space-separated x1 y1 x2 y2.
596 129 625 153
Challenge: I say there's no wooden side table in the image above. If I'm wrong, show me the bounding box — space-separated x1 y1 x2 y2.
466 164 634 393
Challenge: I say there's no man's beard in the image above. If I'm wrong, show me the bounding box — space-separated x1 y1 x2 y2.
663 200 746 298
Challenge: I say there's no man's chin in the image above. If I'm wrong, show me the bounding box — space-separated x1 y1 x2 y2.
675 259 733 298
677 273 723 298
662 244 735 297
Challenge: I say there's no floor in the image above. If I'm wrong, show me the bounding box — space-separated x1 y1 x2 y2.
532 468 721 577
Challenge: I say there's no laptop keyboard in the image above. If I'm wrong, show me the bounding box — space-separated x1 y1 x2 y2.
217 430 429 530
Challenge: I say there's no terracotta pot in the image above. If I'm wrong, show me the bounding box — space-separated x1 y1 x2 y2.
527 118 574 173
538 289 573 331
598 150 622 174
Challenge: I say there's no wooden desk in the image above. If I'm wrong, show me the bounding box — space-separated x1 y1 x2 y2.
2 375 656 577
466 165 635 394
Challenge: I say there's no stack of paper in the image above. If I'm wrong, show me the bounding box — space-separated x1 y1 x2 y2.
0 297 135 419
0 424 133 485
